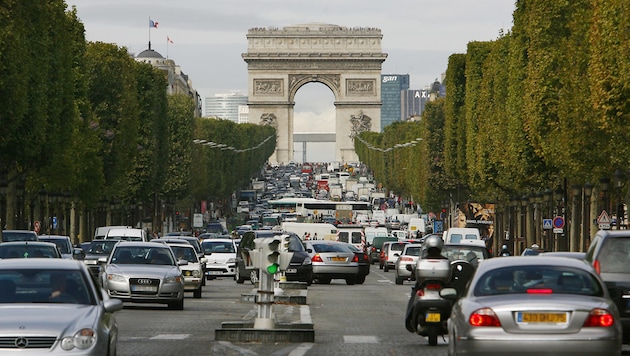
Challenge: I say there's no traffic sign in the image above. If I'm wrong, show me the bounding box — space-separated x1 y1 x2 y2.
543 219 552 230
598 210 611 229
552 216 565 229
34 221 41 233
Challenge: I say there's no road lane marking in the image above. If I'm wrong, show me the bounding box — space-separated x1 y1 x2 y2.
287 343 315 356
149 334 189 340
344 335 379 343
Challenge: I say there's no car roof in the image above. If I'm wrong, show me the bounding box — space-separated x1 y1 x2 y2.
0 258 84 270
201 238 235 243
38 235 71 241
111 241 168 248
476 255 591 271
0 241 58 248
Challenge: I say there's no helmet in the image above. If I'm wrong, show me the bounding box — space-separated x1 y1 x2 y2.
424 235 444 251
501 244 508 250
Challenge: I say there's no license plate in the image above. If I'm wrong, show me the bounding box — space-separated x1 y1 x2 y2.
331 257 346 262
285 268 297 273
426 312 441 322
208 271 223 275
517 312 567 323
131 285 157 292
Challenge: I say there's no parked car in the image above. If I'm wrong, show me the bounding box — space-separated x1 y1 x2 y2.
585 230 630 344
380 241 409 272
101 241 185 310
394 243 423 285
345 243 370 284
1 230 38 243
201 238 238 280
0 241 62 259
38 235 83 260
235 230 313 285
304 240 359 285
0 258 123 354
443 256 622 355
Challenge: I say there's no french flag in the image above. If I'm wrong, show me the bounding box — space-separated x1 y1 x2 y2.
149 20 158 28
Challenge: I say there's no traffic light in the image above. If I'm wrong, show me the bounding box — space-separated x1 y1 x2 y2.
278 234 294 271
253 237 281 274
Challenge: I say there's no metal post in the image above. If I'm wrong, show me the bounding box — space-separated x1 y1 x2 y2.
570 185 582 252
583 183 594 251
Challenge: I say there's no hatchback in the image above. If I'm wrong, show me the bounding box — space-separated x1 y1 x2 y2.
394 243 422 285
305 240 359 285
380 241 409 272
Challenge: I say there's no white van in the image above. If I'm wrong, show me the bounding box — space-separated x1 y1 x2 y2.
336 226 365 251
94 225 130 240
104 228 148 242
407 218 426 238
364 226 388 246
443 228 484 246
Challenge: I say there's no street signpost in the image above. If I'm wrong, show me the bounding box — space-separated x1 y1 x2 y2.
552 216 564 234
597 210 611 230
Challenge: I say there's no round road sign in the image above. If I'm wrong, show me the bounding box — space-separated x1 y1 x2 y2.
34 220 41 233
552 216 565 229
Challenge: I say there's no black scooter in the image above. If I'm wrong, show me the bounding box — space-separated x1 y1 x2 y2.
405 260 474 346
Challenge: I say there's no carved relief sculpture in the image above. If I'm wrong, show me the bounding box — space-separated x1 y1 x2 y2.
254 79 283 95
259 113 278 129
349 111 372 138
346 79 376 96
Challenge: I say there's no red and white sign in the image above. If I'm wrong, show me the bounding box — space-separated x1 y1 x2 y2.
34 221 41 233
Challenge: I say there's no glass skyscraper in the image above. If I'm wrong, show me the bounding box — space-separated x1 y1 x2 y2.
380 74 409 130
204 93 248 123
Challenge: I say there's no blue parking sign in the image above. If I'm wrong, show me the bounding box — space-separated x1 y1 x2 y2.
52 217 58 229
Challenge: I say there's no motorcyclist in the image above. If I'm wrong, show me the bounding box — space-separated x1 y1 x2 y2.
499 244 511 257
406 235 447 332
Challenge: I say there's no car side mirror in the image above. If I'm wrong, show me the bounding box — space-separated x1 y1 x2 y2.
200 258 208 264
178 259 189 266
439 287 458 301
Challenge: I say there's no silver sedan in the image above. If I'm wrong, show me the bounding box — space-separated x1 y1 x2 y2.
444 256 622 355
101 241 185 310
0 258 123 355
305 240 359 285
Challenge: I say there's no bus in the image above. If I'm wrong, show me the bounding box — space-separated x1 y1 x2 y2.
267 198 371 222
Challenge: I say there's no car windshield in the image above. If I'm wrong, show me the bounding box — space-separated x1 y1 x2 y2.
88 240 119 255
0 245 59 259
170 246 199 263
404 246 422 256
441 246 487 262
2 231 37 242
597 238 630 273
41 239 71 254
202 241 235 254
0 269 95 305
110 246 175 265
473 266 603 297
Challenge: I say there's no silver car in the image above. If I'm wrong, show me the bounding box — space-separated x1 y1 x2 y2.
305 240 359 285
394 243 422 285
101 241 185 310
0 258 123 355
166 243 205 299
0 241 62 259
444 256 622 355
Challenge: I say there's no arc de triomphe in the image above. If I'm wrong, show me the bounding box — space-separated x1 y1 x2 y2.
242 23 387 163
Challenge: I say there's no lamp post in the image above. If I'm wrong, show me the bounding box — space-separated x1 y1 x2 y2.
521 196 529 252
544 189 553 251
583 183 594 251
570 185 582 252
599 176 610 217
554 185 565 251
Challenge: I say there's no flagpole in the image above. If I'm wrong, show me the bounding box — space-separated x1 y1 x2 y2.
148 16 151 49
166 36 169 59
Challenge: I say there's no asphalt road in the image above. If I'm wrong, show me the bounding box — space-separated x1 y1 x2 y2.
115 268 450 356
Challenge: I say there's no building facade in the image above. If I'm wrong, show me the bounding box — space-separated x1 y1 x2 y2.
204 93 248 123
380 74 409 130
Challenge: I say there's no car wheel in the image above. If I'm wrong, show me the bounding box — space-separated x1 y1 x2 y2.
379 262 383 270
318 277 331 284
395 276 403 285
249 269 258 285
384 264 389 272
356 275 366 284
193 286 202 299
168 298 184 310
346 277 356 285
235 265 245 284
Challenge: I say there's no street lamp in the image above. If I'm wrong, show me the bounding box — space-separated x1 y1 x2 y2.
571 185 582 252
614 169 626 229
544 189 553 250
600 176 610 215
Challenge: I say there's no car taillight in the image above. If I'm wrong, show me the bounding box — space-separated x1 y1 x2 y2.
526 288 553 294
593 260 601 274
583 308 614 327
416 289 425 297
352 254 359 262
426 283 442 290
312 254 323 263
469 308 501 327
400 256 414 262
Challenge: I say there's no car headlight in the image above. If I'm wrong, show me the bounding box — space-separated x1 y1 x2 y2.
60 328 96 350
107 274 126 282
192 270 201 278
302 257 312 265
226 257 236 264
164 275 182 284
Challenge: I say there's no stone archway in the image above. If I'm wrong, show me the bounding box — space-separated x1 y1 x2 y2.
242 23 387 163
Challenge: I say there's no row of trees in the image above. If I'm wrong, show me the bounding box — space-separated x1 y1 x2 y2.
356 0 629 251
0 2 274 239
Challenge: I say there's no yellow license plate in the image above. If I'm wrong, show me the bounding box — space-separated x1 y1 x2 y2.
520 312 566 323
331 257 346 262
426 312 441 322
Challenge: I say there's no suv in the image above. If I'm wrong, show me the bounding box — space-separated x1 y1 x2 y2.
235 230 313 285
368 236 398 264
380 241 409 272
585 230 630 344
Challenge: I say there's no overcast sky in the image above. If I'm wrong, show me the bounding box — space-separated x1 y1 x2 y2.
65 0 515 161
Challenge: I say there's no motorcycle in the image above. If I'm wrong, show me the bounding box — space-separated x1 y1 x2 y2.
405 259 474 346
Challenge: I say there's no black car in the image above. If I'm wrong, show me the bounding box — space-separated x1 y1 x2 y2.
585 230 630 344
345 243 370 284
235 230 313 285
